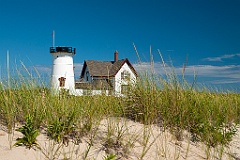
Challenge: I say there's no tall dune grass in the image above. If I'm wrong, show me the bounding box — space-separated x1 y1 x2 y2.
0 56 239 159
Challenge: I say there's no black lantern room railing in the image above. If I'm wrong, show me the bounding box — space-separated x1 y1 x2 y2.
50 47 76 55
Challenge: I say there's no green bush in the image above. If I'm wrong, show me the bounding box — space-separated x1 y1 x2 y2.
14 114 39 149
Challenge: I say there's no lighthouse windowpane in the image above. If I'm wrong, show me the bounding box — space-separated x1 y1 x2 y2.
68 48 72 53
59 77 66 87
50 47 56 53
63 48 67 52
60 81 64 87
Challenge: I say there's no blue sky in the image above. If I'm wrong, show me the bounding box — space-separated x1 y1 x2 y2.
0 0 240 91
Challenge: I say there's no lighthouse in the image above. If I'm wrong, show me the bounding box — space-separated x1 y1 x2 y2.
50 46 76 94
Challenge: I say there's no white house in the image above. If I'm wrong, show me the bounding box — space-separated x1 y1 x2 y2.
74 51 138 96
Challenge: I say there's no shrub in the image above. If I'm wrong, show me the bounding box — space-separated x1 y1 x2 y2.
14 114 39 149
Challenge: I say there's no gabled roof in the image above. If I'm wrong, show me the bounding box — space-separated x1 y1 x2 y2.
80 58 137 78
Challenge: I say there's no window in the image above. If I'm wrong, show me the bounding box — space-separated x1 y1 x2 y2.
86 71 89 82
121 71 130 80
58 77 66 87
121 85 129 94
83 89 92 96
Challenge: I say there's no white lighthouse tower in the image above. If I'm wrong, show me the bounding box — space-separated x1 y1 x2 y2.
50 46 76 94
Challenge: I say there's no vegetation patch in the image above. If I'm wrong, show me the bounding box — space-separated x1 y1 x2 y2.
0 58 239 159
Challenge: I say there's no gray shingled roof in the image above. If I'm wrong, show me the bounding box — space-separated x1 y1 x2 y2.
80 59 125 78
85 60 115 77
80 58 138 78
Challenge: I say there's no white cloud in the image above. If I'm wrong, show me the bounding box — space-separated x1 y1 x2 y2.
203 53 240 62
210 79 240 84
183 65 240 78
133 62 240 84
32 65 52 74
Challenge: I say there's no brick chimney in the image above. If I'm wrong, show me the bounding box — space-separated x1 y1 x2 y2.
114 50 118 62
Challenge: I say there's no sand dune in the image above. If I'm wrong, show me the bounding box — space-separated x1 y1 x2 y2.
1 118 240 160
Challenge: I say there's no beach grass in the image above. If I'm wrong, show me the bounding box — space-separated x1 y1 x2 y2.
0 57 239 159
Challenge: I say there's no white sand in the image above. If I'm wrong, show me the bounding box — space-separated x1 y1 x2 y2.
1 118 240 160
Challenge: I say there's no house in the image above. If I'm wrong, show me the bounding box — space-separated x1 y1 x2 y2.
74 51 138 96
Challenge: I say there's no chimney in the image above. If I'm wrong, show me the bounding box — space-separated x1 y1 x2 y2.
114 50 118 62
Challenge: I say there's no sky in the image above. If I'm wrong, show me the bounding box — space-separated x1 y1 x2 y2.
0 0 240 92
